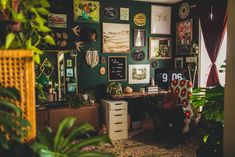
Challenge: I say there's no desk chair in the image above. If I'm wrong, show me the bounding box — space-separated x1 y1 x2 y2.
155 79 194 141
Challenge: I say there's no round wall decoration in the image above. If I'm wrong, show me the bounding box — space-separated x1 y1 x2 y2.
99 67 106 75
151 60 158 68
179 2 190 19
131 49 145 61
102 7 117 19
85 50 99 68
133 13 146 26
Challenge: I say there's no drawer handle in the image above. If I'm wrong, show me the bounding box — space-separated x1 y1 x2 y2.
115 130 122 132
115 122 123 124
114 109 123 111
115 103 123 106
115 114 122 116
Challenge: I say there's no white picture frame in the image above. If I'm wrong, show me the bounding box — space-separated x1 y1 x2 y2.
174 57 184 69
102 23 130 53
151 5 171 35
66 68 73 77
120 8 129 21
129 64 150 84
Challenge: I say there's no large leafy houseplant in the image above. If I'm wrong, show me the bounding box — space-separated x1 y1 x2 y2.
0 0 55 63
32 117 115 157
191 85 224 157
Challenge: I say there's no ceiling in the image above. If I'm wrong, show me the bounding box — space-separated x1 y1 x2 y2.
134 0 182 4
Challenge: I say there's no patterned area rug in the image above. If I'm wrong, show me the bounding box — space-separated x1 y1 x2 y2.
94 131 200 157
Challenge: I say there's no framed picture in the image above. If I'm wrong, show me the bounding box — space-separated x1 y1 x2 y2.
66 68 73 77
149 37 172 59
67 60 72 67
176 19 193 55
120 8 129 21
129 64 150 84
174 57 184 69
102 23 130 53
108 56 127 81
48 14 67 28
133 29 146 47
67 83 77 92
151 5 171 34
73 0 99 23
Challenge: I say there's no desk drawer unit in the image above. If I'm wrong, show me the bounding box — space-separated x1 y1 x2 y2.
101 99 128 140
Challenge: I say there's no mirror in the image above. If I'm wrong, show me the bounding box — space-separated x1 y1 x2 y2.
35 50 78 106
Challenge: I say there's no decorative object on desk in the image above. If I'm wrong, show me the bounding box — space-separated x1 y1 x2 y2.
99 66 106 75
40 58 54 80
149 37 172 59
102 23 130 53
174 57 184 70
120 8 129 21
131 49 145 62
146 85 159 93
73 0 99 23
123 86 133 94
176 19 193 55
150 59 158 68
106 81 123 96
108 56 127 81
139 87 145 94
179 2 190 20
128 64 150 84
102 7 117 19
150 77 155 86
133 13 146 26
85 50 99 68
133 29 146 47
151 5 171 34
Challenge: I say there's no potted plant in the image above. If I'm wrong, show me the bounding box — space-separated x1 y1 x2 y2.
191 85 224 157
0 0 55 62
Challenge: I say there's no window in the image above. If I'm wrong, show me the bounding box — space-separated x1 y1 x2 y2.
199 26 227 87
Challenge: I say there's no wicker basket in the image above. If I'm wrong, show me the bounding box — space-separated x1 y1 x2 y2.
0 50 36 141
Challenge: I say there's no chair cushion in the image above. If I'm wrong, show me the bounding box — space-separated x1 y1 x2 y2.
162 92 179 110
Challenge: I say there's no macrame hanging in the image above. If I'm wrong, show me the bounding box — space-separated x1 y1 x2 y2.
85 50 99 68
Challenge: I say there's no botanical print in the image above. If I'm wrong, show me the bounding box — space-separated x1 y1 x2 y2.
129 64 150 84
120 8 129 21
176 19 193 54
73 0 99 23
151 5 171 34
149 37 172 59
103 23 130 53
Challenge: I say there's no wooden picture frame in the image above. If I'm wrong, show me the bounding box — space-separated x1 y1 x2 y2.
133 29 146 47
176 19 193 55
102 23 130 53
149 37 172 59
174 57 184 69
108 56 127 81
128 64 150 84
151 5 171 35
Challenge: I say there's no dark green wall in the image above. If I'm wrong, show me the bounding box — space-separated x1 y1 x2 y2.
45 0 199 93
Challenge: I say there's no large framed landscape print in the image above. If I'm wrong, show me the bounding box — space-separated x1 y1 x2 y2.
176 19 193 55
103 23 130 53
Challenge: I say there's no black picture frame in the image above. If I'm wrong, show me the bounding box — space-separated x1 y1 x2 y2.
133 29 146 47
108 56 127 81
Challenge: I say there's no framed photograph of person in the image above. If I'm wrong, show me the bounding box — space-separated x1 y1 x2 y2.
174 57 184 69
133 29 146 47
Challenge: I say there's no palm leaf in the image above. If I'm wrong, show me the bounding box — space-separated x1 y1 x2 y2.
53 117 76 150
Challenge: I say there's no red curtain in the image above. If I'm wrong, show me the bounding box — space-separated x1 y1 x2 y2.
198 0 227 86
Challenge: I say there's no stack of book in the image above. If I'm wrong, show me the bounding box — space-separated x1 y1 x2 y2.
146 86 159 93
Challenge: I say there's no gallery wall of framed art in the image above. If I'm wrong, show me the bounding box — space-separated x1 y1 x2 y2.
46 0 199 90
